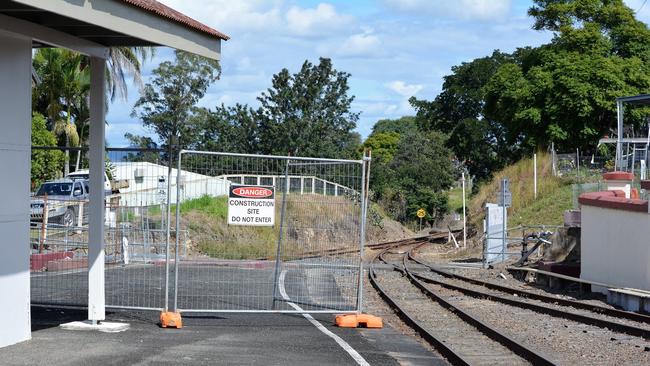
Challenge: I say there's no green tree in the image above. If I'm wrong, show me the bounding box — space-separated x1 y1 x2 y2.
123 133 161 163
257 58 360 158
391 131 454 222
32 49 88 175
131 50 221 159
107 47 154 102
410 50 514 181
368 130 454 223
362 131 401 163
33 47 153 173
484 0 650 154
31 113 64 188
371 116 417 135
193 104 261 154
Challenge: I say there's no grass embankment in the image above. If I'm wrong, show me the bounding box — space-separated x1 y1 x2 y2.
173 194 408 260
469 153 573 229
174 195 278 259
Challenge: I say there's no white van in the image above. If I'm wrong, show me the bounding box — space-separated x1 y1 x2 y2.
66 169 112 195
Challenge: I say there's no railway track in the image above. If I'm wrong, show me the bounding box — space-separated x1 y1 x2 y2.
369 240 557 365
260 231 452 261
370 239 650 365
407 246 650 340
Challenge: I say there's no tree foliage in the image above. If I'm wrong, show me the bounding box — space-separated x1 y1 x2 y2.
411 0 650 184
487 0 650 152
192 104 262 154
364 116 455 223
131 50 221 154
176 58 361 159
410 51 513 181
371 116 418 135
256 58 360 158
123 133 161 163
31 113 64 188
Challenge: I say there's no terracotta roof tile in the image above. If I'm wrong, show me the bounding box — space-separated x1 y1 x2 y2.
120 0 230 41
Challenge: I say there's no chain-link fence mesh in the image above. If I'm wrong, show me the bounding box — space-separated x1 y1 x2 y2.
30 147 370 314
30 147 178 310
173 151 368 313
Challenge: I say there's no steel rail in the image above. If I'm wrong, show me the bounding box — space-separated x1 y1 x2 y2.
399 253 556 366
370 241 556 365
368 245 471 366
407 251 650 340
410 253 650 325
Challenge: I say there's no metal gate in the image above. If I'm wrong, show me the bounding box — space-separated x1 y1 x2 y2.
169 150 370 314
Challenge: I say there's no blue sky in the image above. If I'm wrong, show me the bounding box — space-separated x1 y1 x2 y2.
105 0 650 147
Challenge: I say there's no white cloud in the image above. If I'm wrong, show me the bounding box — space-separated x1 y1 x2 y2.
337 32 382 57
159 0 283 34
285 3 353 37
386 81 423 97
383 0 512 21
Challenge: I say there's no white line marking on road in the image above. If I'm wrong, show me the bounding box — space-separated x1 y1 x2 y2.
278 269 370 366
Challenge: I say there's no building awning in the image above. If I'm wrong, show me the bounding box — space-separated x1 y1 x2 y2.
616 94 650 106
1 0 228 59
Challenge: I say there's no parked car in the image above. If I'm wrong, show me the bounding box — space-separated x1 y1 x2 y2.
30 178 89 227
66 169 113 195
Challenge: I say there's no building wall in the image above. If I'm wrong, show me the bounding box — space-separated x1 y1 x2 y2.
111 162 230 207
0 31 32 347
581 205 650 293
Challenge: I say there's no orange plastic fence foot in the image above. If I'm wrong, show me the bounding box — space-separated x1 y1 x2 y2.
160 311 183 329
335 314 383 328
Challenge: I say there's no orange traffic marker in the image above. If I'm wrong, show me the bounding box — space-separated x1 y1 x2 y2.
160 311 183 329
335 314 383 328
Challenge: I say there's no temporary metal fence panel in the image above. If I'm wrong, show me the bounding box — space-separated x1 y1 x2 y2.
30 147 174 311
173 150 369 313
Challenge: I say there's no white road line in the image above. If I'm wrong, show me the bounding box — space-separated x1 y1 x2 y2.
278 270 370 366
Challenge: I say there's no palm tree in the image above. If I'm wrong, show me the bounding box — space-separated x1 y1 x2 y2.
33 47 153 172
107 47 154 101
33 49 87 175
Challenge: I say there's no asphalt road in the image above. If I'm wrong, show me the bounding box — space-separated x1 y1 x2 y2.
0 306 442 366
22 259 444 365
31 259 360 312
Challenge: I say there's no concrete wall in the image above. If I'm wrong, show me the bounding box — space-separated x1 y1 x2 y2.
0 31 32 347
581 204 650 293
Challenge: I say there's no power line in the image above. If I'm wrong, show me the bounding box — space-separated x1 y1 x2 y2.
638 0 648 12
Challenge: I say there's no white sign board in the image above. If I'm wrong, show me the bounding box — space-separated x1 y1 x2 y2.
227 185 275 226
484 203 507 264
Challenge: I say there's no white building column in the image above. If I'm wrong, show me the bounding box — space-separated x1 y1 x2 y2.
0 30 32 347
88 56 106 322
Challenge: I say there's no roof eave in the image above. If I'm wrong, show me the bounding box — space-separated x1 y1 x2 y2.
11 0 222 60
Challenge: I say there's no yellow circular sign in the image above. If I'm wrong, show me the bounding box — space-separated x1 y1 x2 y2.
416 208 426 218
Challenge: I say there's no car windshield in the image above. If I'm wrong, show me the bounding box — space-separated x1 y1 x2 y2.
36 183 73 196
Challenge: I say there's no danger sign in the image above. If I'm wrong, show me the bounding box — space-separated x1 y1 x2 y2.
227 185 275 226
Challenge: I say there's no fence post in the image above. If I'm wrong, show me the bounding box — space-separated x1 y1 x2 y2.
576 148 581 185
356 150 371 313
271 158 291 308
163 147 173 312
39 194 49 253
173 149 182 312
462 172 466 248
551 142 557 177
501 178 507 263
533 153 537 200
